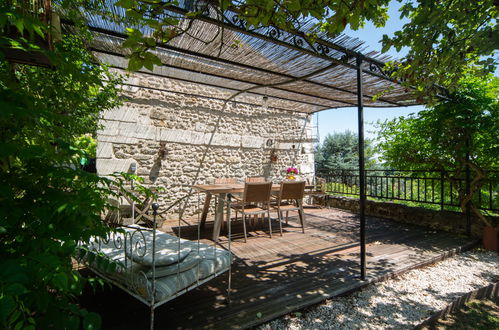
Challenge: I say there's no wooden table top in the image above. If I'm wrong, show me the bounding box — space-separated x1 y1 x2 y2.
192 183 280 194
193 182 311 194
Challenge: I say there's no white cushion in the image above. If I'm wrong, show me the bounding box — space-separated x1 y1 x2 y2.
127 227 191 267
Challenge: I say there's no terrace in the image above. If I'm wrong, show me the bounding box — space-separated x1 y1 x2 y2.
81 206 474 328
3 1 496 330
69 1 487 328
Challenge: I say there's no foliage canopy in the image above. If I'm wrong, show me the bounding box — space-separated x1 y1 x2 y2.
0 2 124 328
376 75 499 225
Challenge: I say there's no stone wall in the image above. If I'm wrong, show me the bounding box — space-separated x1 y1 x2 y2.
324 196 498 238
96 55 316 217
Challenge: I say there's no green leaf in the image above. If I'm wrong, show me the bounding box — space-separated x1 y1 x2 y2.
0 296 16 325
143 60 154 71
5 283 28 295
52 273 68 291
14 320 23 330
115 0 135 9
127 56 143 71
33 25 45 39
14 18 24 34
83 312 101 330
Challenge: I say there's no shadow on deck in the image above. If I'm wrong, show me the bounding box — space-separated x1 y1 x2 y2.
79 207 475 329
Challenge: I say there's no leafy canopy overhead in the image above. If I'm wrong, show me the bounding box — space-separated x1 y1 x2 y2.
382 0 498 95
110 0 497 95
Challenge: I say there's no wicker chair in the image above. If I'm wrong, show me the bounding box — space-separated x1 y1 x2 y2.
214 177 237 184
271 181 306 234
245 176 265 182
213 178 238 230
230 182 273 242
304 177 327 207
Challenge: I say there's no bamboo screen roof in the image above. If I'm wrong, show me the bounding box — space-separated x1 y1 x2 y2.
71 1 423 114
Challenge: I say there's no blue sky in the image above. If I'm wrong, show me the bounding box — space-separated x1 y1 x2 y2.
315 1 425 142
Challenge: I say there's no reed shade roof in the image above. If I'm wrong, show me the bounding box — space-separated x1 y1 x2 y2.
72 2 422 113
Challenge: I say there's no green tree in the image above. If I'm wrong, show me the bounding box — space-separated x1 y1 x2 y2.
382 0 498 97
315 130 376 171
0 2 124 328
111 0 497 94
376 75 498 226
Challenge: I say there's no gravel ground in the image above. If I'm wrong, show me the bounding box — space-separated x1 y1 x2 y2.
260 249 499 329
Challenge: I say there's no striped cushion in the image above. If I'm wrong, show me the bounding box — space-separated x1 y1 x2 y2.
86 225 232 302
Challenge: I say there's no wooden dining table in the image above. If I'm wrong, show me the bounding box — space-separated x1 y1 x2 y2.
192 183 281 242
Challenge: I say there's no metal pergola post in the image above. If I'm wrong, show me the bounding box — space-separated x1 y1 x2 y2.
356 54 367 280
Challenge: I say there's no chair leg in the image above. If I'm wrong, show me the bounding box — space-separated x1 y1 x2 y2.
285 211 289 225
277 209 283 236
298 204 305 233
242 214 247 243
267 211 272 238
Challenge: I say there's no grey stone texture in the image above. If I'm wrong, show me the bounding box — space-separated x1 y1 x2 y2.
97 69 316 217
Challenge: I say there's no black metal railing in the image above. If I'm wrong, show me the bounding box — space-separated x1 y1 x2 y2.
316 169 498 212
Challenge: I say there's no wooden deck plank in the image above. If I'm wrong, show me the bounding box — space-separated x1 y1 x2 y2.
79 207 474 329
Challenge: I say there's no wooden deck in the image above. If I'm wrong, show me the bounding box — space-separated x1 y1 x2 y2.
79 207 475 329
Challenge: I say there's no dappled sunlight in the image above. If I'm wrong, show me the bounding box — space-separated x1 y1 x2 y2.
79 207 476 328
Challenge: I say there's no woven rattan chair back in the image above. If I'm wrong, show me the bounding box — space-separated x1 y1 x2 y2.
214 177 237 184
245 176 265 183
243 182 272 204
280 181 306 200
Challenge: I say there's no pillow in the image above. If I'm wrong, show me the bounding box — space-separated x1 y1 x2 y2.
145 253 202 278
126 228 192 267
130 246 191 267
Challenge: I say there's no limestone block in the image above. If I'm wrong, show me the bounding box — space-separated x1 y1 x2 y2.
241 136 264 149
96 142 113 159
101 106 140 123
119 122 156 140
210 133 240 147
137 113 150 125
97 158 135 175
97 120 120 136
158 128 205 145
98 135 139 144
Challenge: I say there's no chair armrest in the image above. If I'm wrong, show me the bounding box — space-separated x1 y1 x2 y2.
230 194 243 202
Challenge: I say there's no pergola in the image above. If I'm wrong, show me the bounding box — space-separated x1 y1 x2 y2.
69 1 435 280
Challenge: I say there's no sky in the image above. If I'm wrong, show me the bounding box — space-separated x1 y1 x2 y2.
314 1 425 142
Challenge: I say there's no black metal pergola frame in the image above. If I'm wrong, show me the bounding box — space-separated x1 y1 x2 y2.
73 1 440 280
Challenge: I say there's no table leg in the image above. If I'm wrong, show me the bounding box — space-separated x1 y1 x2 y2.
200 193 212 229
212 193 226 242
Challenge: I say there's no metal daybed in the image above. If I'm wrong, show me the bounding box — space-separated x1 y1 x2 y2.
80 198 233 329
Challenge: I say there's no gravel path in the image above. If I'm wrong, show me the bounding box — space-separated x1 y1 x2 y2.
260 249 498 329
